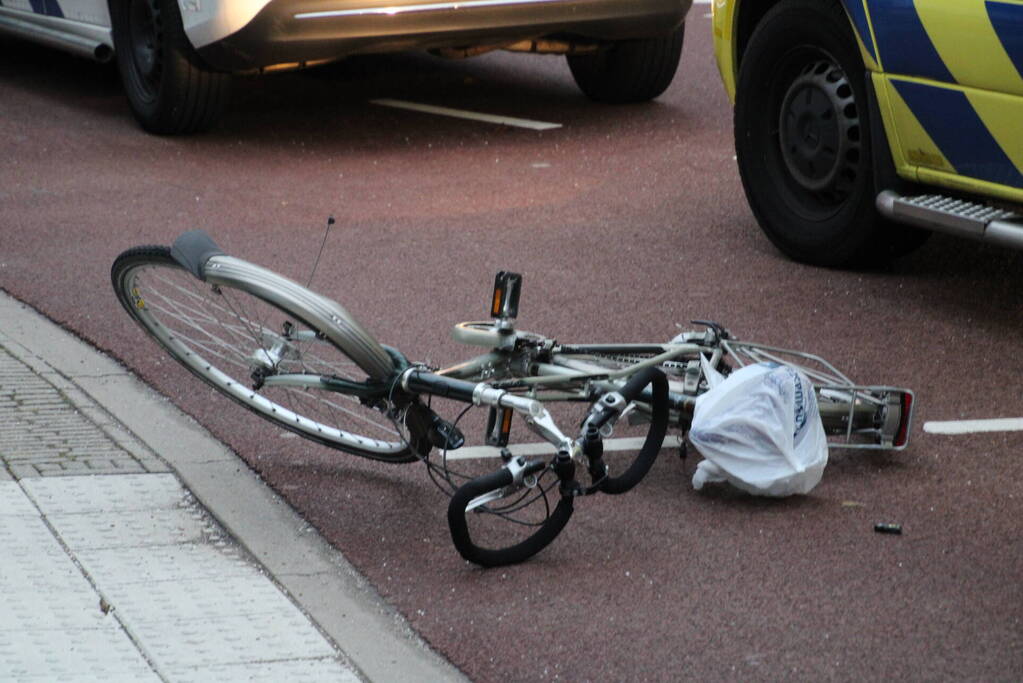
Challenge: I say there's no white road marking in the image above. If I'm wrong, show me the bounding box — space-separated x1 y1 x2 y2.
370 99 562 130
923 418 1023 435
442 435 684 460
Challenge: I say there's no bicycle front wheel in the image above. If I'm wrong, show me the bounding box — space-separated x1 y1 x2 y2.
111 245 418 462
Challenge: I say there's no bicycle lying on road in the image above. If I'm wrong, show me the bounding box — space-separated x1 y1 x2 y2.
112 230 914 567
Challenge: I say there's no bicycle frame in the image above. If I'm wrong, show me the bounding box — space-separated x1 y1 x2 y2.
193 245 910 453
114 232 916 567
264 329 912 452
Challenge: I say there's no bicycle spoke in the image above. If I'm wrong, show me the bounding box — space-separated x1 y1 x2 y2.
144 280 255 368
116 253 413 458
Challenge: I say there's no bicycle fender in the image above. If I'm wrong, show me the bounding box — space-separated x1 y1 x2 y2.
170 230 226 281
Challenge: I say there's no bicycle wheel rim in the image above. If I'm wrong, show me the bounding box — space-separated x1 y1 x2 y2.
112 247 415 462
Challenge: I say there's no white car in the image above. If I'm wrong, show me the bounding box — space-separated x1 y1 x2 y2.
0 0 693 134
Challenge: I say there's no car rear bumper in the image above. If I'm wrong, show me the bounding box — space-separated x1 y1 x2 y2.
195 0 692 72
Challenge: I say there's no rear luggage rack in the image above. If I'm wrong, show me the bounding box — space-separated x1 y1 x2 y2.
722 339 915 450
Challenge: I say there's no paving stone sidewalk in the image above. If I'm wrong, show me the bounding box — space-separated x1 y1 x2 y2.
0 343 363 681
0 292 464 683
0 346 167 478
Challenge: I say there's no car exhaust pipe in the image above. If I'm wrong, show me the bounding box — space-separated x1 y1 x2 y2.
0 11 113 63
876 190 1023 250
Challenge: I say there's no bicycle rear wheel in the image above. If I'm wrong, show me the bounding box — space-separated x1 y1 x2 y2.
111 245 419 462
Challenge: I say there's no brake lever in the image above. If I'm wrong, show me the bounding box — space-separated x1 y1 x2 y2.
465 456 546 512
581 390 626 434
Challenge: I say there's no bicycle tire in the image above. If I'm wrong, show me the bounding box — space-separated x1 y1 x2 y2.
111 245 419 462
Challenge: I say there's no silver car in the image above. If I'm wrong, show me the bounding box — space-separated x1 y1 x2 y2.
0 0 692 133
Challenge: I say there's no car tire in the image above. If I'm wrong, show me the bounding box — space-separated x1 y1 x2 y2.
734 0 926 266
566 24 684 103
110 0 230 134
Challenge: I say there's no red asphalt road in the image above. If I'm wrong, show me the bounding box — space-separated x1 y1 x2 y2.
2 13 1022 680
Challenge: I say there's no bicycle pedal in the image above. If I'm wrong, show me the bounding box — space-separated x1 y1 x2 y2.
485 406 513 447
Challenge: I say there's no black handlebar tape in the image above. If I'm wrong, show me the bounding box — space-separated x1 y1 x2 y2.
617 365 661 403
447 468 574 568
599 367 670 495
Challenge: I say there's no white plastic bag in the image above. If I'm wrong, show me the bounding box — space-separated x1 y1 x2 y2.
688 361 828 497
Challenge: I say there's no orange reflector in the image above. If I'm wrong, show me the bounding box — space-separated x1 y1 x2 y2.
491 287 503 317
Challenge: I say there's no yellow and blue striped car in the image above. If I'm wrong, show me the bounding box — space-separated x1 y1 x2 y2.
713 0 1023 265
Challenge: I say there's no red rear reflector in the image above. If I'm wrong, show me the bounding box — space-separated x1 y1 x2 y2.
895 391 914 448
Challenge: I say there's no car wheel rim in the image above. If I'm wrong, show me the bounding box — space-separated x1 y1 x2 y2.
777 58 861 207
129 0 162 98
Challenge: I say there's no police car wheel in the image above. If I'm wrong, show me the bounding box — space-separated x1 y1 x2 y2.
567 24 684 103
734 0 920 266
111 0 229 134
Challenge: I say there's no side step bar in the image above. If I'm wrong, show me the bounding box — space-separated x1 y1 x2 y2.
877 190 1023 249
